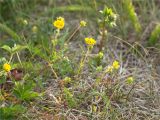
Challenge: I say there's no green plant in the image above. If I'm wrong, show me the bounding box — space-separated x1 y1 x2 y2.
63 87 77 108
0 57 8 84
1 44 27 66
122 0 141 33
98 7 117 51
77 37 96 75
89 52 104 69
53 57 74 77
148 24 160 46
0 104 26 119
13 82 41 101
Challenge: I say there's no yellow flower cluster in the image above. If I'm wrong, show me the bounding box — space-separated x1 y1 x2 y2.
53 17 65 29
3 63 11 72
106 60 120 73
112 60 120 69
85 37 96 46
80 20 87 27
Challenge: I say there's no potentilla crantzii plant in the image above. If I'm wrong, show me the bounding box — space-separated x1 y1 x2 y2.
98 7 117 51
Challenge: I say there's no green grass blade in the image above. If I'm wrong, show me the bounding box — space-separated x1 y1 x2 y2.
0 23 20 41
123 0 142 33
148 24 160 46
51 5 92 12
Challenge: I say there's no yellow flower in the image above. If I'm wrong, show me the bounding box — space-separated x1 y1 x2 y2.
92 105 97 112
53 17 65 29
112 60 120 69
80 20 86 27
85 37 96 46
32 26 38 33
126 77 134 84
105 66 113 73
3 63 11 72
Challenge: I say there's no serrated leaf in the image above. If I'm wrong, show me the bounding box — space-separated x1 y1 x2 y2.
13 82 40 101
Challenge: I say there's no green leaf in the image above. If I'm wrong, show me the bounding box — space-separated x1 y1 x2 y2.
123 0 142 33
51 5 92 12
13 82 41 101
11 44 27 53
0 57 7 64
0 74 6 84
148 24 160 46
28 44 48 60
1 45 12 53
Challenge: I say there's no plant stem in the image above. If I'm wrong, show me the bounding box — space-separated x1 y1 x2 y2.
16 52 23 67
9 54 13 63
66 25 81 43
126 82 138 101
55 29 60 40
99 26 106 52
77 47 90 75
48 62 58 79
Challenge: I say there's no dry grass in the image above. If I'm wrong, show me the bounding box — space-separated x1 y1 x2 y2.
19 37 160 120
